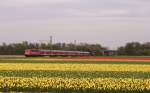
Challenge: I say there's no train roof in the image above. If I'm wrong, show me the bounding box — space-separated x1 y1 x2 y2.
26 49 90 53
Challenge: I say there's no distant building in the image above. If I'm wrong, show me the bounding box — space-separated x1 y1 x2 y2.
102 50 117 56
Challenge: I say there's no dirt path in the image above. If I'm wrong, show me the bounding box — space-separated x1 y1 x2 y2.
30 57 150 61
2 56 150 61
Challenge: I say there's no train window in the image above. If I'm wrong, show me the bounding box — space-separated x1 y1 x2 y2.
31 50 39 52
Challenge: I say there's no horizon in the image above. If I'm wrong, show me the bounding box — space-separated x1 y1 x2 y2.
0 40 149 50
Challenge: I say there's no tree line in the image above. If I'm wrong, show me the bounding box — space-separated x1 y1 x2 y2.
1 41 150 56
0 41 106 55
117 42 150 56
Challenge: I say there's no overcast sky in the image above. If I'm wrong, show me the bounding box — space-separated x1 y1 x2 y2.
0 0 150 49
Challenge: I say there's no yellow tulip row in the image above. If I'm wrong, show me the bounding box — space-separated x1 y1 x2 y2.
0 63 150 72
0 77 149 92
0 60 150 92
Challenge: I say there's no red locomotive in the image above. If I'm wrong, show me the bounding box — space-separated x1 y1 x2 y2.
24 49 90 57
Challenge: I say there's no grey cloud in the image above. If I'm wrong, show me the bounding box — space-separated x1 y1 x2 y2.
0 0 150 21
0 0 150 49
0 0 77 7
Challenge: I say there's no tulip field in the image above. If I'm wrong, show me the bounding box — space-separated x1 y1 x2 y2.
1 57 150 92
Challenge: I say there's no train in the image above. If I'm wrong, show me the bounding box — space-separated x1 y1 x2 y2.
24 49 90 57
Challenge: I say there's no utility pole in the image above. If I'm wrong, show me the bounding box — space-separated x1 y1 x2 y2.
50 36 53 50
74 40 76 45
74 40 77 50
50 36 52 45
39 36 53 50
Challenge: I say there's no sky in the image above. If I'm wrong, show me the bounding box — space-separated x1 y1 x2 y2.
0 0 150 49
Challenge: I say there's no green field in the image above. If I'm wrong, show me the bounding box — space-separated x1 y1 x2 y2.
0 58 150 93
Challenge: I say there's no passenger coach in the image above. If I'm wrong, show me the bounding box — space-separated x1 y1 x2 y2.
25 49 90 57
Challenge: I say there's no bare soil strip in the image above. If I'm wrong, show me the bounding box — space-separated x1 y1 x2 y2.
34 57 150 61
1 55 150 61
3 56 150 61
